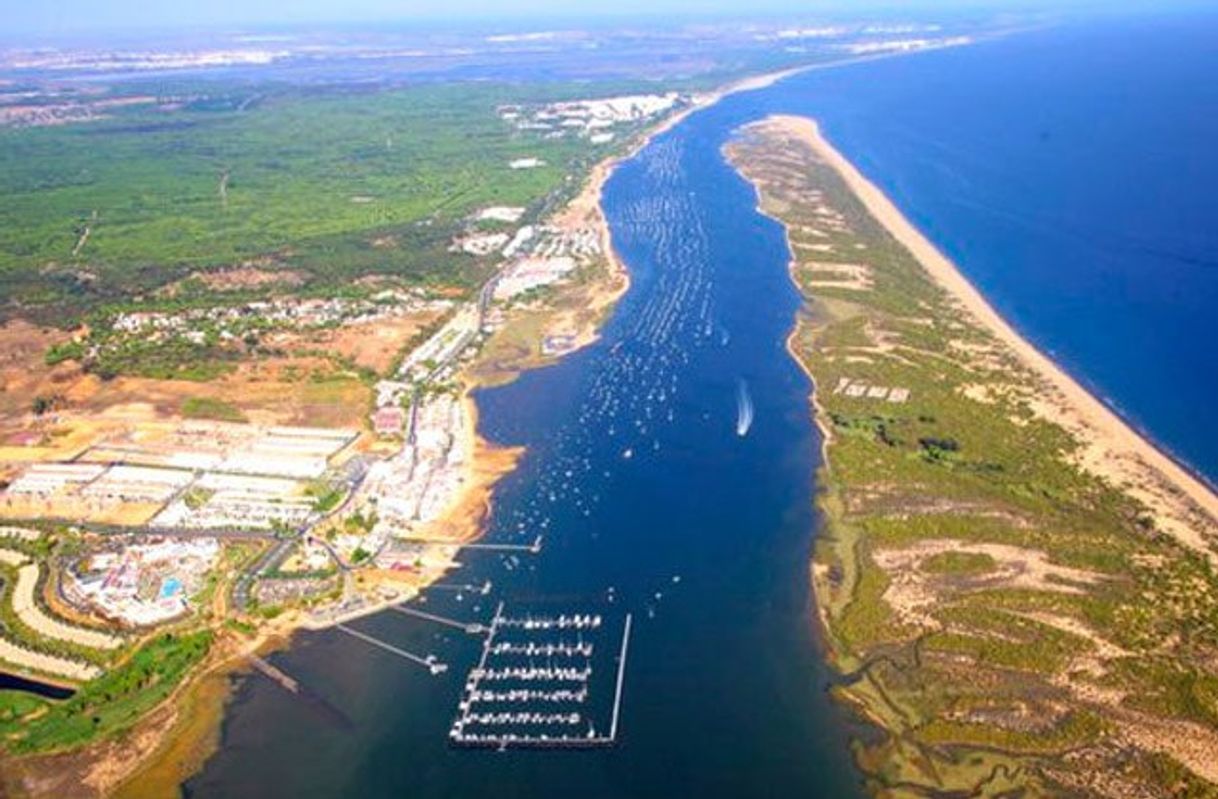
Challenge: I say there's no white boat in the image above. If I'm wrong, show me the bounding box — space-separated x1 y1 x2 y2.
736 379 754 437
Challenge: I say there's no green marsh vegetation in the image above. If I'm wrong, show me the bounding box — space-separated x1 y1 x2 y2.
180 397 247 422
727 122 1218 796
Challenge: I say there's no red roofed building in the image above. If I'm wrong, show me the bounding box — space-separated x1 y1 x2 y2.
371 407 405 436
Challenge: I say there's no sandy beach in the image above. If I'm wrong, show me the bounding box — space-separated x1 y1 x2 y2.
770 113 1218 564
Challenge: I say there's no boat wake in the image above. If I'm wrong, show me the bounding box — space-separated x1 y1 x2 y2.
736 379 754 437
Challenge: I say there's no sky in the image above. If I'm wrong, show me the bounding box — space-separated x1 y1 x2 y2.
1 0 1196 38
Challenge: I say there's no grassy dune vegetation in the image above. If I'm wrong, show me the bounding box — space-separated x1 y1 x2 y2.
0 81 619 319
726 120 1218 797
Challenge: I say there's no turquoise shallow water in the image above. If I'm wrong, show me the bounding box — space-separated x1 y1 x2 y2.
186 13 1218 796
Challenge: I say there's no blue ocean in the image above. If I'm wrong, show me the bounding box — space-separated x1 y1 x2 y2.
186 11 1218 797
762 10 1218 485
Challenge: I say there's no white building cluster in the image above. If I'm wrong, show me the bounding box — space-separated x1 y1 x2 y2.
67 538 220 627
154 473 316 530
499 93 684 142
5 463 107 497
493 225 600 300
394 306 481 385
362 392 470 535
1 422 356 531
842 36 971 55
86 423 355 479
494 256 578 301
832 377 911 404
107 290 451 342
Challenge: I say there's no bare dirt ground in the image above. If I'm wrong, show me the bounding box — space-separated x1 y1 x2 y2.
0 320 372 511
268 311 441 374
191 265 304 292
873 539 1105 630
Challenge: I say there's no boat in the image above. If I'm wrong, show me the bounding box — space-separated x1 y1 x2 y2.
736 379 754 437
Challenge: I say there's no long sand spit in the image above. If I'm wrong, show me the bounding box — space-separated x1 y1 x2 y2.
770 113 1218 564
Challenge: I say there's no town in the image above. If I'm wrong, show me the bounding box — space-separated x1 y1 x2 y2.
0 121 623 695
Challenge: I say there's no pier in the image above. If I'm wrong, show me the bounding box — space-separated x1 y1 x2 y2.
425 580 493 595
390 604 487 635
608 613 632 740
396 535 542 554
336 622 448 675
249 655 300 694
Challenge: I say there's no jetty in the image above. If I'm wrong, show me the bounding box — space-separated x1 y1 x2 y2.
390 604 487 635
249 655 300 694
336 622 448 675
395 535 542 554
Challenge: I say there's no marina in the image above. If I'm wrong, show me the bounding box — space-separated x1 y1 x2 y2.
450 602 632 749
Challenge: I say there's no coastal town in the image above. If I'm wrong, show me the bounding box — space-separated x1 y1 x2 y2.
7 6 1218 798
0 88 681 774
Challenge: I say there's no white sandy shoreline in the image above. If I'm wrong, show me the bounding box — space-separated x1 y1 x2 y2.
769 114 1218 561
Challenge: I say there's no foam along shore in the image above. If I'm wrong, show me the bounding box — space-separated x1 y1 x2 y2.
770 114 1218 561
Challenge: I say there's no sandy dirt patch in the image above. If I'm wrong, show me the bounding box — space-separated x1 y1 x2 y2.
269 312 441 374
873 538 1105 629
192 265 304 292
